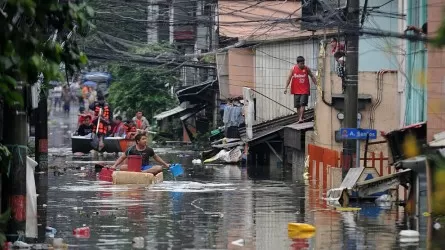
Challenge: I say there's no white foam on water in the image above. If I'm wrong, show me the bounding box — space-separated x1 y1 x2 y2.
51 185 133 192
83 200 154 207
66 161 115 164
148 181 236 193
52 180 237 194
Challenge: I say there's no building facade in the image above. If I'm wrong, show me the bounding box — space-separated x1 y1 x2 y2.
427 0 445 140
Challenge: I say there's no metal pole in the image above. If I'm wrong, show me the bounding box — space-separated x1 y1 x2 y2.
356 117 361 168
34 84 48 242
342 0 360 178
363 133 370 168
2 81 28 240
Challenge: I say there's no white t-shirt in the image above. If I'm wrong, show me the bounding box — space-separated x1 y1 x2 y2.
53 86 62 98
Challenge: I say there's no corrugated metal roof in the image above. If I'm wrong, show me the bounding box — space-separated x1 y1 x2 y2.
154 105 190 120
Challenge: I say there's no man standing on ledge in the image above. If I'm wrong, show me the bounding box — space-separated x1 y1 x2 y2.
284 56 317 123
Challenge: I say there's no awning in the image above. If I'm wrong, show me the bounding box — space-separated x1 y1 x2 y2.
176 80 217 104
180 105 207 121
154 105 196 120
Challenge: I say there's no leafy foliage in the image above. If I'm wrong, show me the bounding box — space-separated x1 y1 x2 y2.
200 55 216 64
0 208 11 247
107 64 178 120
433 15 445 47
130 42 178 56
0 0 94 107
0 144 12 176
0 1 93 243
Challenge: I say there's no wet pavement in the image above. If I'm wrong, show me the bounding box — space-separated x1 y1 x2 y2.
43 106 436 249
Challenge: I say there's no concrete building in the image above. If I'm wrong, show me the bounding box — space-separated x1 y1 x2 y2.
427 0 445 140
215 0 404 181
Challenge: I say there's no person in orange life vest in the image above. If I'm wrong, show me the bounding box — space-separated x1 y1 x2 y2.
284 56 317 123
124 120 138 139
132 111 150 130
77 106 87 126
110 133 169 175
90 93 112 149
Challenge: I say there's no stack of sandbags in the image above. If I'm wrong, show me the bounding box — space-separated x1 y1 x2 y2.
112 172 154 185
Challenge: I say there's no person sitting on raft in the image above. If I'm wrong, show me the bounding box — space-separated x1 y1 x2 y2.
109 133 169 175
90 93 112 150
111 116 126 137
77 115 94 136
124 120 138 139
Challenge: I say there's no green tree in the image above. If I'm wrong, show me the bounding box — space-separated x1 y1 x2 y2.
0 1 93 245
107 64 178 120
0 1 93 106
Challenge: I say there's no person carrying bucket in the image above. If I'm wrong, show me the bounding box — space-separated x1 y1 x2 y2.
109 133 169 175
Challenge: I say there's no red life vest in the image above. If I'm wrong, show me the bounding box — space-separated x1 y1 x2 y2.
291 65 310 95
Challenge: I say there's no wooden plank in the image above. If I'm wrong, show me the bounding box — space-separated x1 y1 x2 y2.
340 167 364 189
212 141 244 149
285 121 315 130
355 169 411 197
265 141 283 162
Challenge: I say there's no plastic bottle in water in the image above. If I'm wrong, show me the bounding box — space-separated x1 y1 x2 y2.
45 226 57 238
132 237 144 249
73 226 91 238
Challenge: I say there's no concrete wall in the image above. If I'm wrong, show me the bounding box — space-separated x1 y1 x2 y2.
427 0 445 141
227 48 255 98
216 49 255 100
218 0 312 41
312 48 401 154
216 52 229 99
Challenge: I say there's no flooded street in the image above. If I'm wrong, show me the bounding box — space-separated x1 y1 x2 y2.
44 107 432 250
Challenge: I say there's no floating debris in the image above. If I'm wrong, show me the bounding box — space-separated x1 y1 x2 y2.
335 207 362 212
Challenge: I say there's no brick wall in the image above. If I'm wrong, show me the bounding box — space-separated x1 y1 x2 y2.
427 0 445 141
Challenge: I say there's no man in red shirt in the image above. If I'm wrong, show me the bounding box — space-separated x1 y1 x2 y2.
284 56 317 123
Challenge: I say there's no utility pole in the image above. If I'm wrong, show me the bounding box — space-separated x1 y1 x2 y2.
34 84 48 242
2 81 28 240
342 0 360 178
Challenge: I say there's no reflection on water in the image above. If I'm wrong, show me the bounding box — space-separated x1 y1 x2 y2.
42 107 439 249
45 153 434 250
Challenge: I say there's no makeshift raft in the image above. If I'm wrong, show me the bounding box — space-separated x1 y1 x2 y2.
112 171 163 185
99 168 163 186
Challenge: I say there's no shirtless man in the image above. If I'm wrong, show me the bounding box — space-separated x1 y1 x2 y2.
110 133 169 175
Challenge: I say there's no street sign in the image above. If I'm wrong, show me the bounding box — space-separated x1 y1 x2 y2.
340 128 377 140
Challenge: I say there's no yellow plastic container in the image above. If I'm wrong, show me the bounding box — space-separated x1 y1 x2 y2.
288 223 316 239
